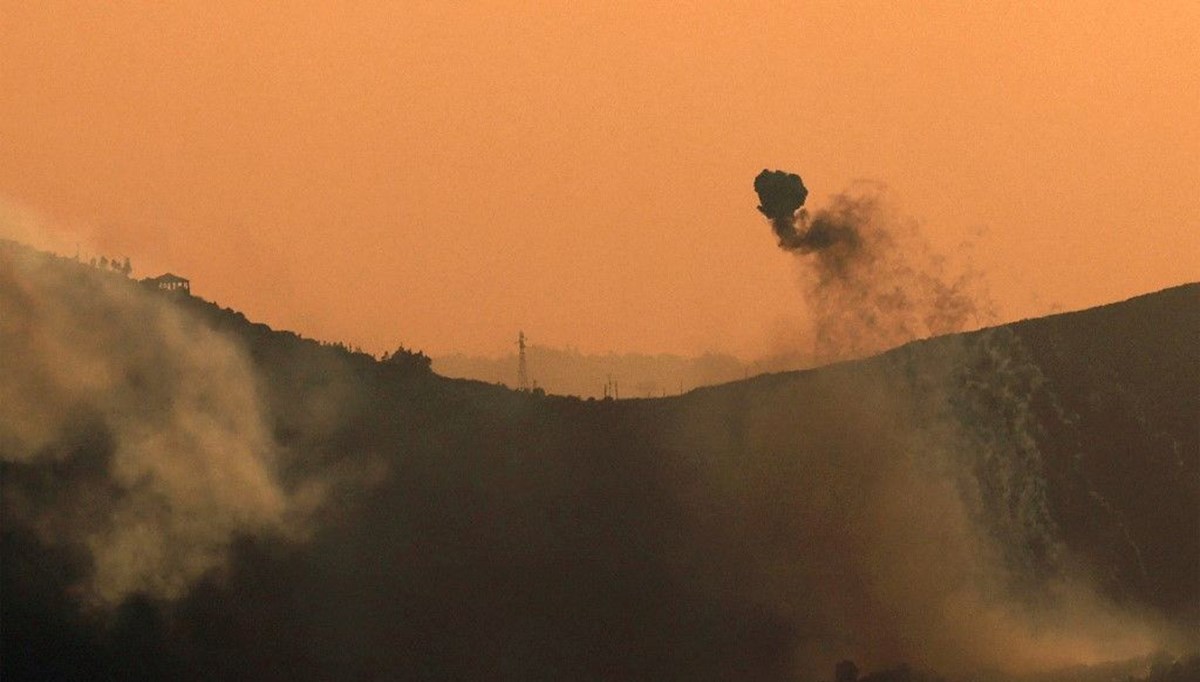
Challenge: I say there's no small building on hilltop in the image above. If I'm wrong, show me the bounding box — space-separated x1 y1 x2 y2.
142 273 190 294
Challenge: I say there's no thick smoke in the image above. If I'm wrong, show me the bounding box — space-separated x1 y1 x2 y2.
0 242 305 604
755 169 859 257
754 169 987 363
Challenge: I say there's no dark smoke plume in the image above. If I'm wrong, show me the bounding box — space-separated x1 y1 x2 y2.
755 168 860 259
754 169 987 363
754 170 807 224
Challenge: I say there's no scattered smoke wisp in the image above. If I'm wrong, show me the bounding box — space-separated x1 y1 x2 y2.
673 328 1180 678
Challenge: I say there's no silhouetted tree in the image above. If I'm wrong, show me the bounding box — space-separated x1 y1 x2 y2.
382 345 432 374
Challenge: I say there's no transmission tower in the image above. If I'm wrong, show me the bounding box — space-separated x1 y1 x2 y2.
517 331 529 391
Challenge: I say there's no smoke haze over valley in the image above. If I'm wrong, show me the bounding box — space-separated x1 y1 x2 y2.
2 239 1196 680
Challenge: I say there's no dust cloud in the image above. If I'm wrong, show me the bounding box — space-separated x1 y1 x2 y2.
671 327 1183 678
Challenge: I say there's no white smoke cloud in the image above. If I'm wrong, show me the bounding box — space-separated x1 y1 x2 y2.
0 239 295 604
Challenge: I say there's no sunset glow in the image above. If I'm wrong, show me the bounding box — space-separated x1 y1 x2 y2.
3 2 1196 357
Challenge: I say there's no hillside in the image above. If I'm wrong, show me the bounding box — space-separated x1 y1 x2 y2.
2 240 1197 681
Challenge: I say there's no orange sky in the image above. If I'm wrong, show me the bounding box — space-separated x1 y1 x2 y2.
3 2 1197 357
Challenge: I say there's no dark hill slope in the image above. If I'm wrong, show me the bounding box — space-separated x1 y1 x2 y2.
673 283 1198 627
1008 285 1198 618
2 241 1196 680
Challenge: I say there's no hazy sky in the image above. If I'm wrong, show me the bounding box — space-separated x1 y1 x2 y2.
3 2 1197 357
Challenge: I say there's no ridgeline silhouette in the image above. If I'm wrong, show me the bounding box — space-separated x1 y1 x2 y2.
2 239 1197 680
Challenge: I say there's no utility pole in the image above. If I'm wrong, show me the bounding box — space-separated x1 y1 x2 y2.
517 331 529 391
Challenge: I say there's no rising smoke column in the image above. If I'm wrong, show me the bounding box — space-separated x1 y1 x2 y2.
754 169 808 246
745 170 1185 674
754 168 985 362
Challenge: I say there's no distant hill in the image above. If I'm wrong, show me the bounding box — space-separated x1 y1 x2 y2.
2 238 1196 681
434 346 750 398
